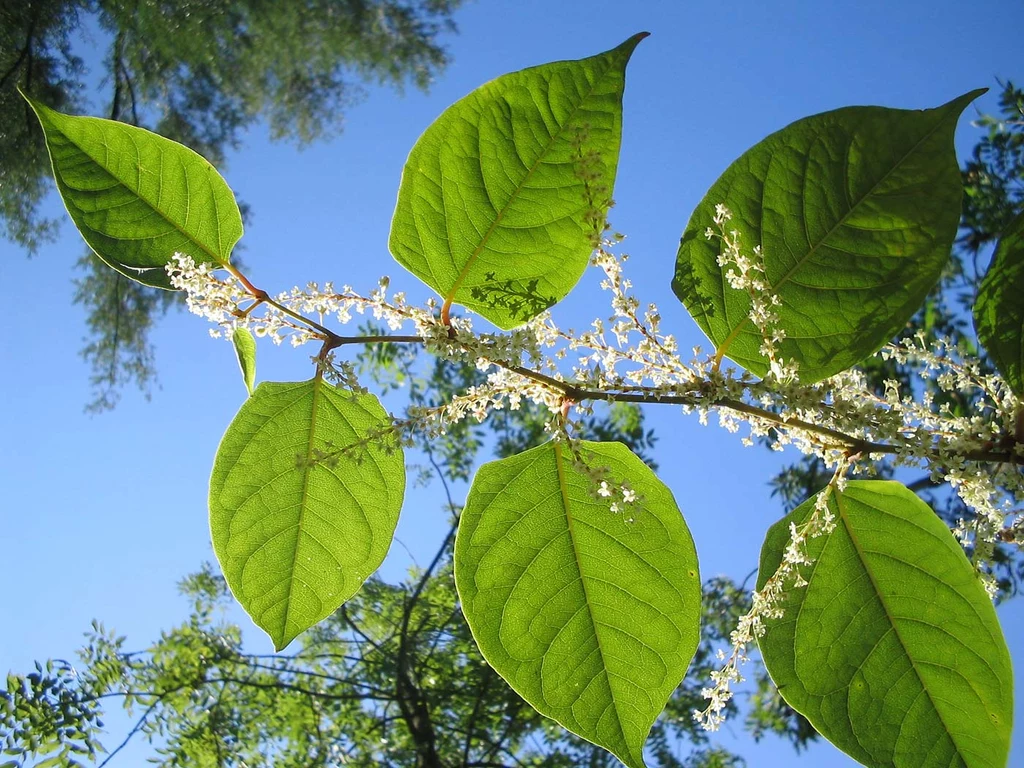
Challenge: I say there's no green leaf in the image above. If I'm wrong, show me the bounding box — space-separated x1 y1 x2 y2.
454 440 700 767
975 210 1024 396
210 379 405 650
23 95 243 289
231 328 257 396
390 34 646 329
673 91 984 382
757 481 1012 768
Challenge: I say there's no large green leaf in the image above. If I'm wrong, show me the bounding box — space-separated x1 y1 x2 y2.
454 440 700 767
210 380 405 650
25 96 242 288
757 481 1012 768
673 91 984 382
975 210 1024 396
390 34 645 329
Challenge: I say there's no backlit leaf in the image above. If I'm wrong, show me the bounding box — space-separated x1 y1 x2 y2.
25 96 242 288
454 440 700 767
210 380 404 650
674 91 983 382
757 481 1012 768
390 34 645 329
975 210 1024 396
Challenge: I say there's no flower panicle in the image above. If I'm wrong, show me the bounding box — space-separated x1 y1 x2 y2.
167 209 1024 702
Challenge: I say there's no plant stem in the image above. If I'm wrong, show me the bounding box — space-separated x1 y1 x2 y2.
212 280 1024 468
225 263 336 339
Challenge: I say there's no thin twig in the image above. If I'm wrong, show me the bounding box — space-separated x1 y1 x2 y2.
97 698 163 767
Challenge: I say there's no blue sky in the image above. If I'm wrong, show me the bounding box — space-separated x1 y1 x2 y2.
2 0 1023 765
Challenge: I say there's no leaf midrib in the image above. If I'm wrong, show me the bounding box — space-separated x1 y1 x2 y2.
553 443 631 758
715 108 952 361
44 106 225 266
442 57 619 309
836 490 963 762
279 376 324 650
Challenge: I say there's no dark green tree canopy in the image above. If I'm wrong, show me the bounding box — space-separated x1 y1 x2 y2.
1 0 461 410
961 81 1023 253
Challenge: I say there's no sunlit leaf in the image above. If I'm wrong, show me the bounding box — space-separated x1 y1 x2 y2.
975 210 1024 396
757 480 1012 768
24 95 242 288
210 380 405 650
231 328 257 396
674 91 983 382
455 440 700 767
390 34 646 329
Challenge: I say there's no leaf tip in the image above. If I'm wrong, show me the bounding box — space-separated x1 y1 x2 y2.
270 625 298 653
946 87 989 115
616 31 650 57
17 89 47 122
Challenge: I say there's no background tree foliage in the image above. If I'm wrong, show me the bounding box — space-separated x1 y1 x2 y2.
1 350 757 768
2 22 1021 768
0 0 461 410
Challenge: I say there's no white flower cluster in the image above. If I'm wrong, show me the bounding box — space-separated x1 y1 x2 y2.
877 334 1023 597
167 254 442 347
166 253 251 337
315 352 366 393
409 369 563 436
693 471 844 731
565 441 646 521
167 229 1023 560
168 211 1023 732
572 237 696 396
706 204 797 383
